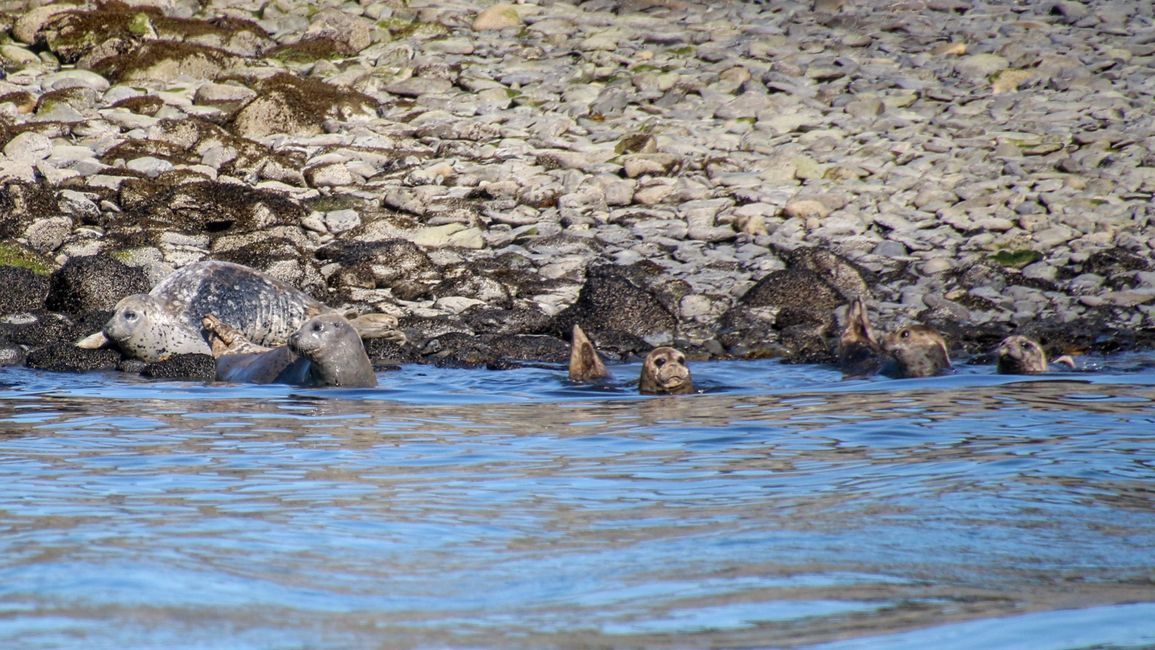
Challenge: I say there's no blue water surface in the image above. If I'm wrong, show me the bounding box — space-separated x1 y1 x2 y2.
1 356 1154 649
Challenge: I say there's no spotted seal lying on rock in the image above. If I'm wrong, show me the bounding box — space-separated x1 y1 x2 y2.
76 260 402 362
996 335 1076 374
203 312 377 387
881 324 952 378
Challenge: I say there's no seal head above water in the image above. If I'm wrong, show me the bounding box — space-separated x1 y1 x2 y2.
881 324 951 378
206 312 377 388
996 335 1075 374
639 346 694 395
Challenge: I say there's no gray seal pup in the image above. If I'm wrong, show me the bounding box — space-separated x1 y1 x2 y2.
568 324 610 382
639 347 694 395
204 313 377 388
77 260 402 362
881 324 951 378
996 335 1075 374
837 297 883 378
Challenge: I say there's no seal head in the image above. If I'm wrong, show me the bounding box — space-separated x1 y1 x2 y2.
102 294 212 362
639 347 693 395
288 313 378 388
881 324 951 378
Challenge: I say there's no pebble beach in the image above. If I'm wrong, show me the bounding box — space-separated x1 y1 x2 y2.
1 0 1153 370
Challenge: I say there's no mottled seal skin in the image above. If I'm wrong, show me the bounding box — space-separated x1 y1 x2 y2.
569 324 610 382
208 313 377 388
77 260 402 362
881 324 952 378
639 347 694 395
838 297 882 378
995 335 1076 374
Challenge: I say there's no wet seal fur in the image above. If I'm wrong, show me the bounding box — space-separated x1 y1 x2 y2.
568 324 610 382
838 297 883 378
639 347 694 395
881 324 951 378
996 335 1075 374
204 312 377 387
77 260 401 362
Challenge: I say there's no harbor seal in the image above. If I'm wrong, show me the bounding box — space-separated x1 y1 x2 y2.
881 324 951 378
996 335 1075 374
568 324 610 382
204 312 377 387
76 260 402 362
639 346 694 395
838 297 883 378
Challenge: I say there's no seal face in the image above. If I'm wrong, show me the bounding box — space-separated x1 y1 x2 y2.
569 324 610 382
102 294 213 362
639 346 693 395
996 335 1048 374
838 297 882 378
881 324 951 378
208 313 377 388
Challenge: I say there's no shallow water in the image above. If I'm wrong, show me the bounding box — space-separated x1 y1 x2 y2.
2 357 1155 649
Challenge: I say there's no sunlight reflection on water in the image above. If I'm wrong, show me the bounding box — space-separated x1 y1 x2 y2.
1 357 1154 648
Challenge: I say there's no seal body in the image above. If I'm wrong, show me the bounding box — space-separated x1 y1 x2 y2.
838 297 882 378
568 324 610 382
78 260 401 363
881 324 951 378
210 313 377 388
639 347 693 395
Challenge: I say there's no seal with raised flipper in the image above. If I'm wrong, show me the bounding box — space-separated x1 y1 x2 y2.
639 346 694 395
881 324 952 378
996 335 1075 374
568 324 610 382
204 312 377 387
838 297 883 378
76 260 402 362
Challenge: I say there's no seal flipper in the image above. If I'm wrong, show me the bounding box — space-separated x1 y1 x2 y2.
838 297 882 378
569 324 610 382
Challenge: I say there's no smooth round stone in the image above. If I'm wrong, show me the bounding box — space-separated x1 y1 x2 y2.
324 209 361 234
42 70 111 93
3 131 52 163
872 240 909 258
921 258 953 274
125 156 174 177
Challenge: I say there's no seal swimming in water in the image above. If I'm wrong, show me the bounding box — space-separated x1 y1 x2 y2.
838 297 883 378
203 312 377 387
881 324 951 378
76 260 402 362
995 335 1076 374
639 346 694 395
568 324 610 382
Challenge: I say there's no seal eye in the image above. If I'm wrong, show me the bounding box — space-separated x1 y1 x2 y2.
675 355 685 365
900 329 910 339
312 322 323 332
123 309 137 322
654 357 666 368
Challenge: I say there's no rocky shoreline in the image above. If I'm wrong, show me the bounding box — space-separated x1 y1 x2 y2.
1 0 1153 377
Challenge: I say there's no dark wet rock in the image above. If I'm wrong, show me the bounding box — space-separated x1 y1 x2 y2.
364 337 423 368
434 270 513 309
0 265 49 315
421 332 569 368
318 239 441 293
109 181 306 248
230 73 378 139
550 263 678 347
46 256 149 314
0 182 57 242
460 305 551 336
25 343 120 372
717 268 843 361
140 353 216 381
0 310 110 350
783 246 873 302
